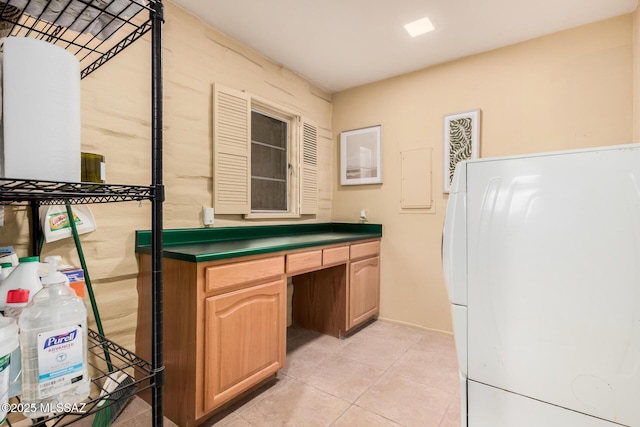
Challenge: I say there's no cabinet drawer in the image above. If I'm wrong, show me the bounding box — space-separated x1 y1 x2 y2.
286 250 322 274
322 246 349 266
204 279 285 411
205 256 284 292
350 241 380 260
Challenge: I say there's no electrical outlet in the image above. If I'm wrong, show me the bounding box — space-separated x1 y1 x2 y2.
203 207 214 225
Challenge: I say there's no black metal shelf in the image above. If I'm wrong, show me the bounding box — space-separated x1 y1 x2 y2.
1 0 164 425
0 178 154 205
0 0 156 79
7 329 155 426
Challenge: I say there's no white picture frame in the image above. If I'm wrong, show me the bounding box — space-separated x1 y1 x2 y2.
444 109 480 193
340 125 382 186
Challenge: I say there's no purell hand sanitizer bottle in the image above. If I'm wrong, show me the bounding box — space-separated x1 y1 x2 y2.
18 256 89 418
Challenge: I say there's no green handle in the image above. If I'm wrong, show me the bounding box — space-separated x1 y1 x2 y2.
65 203 114 372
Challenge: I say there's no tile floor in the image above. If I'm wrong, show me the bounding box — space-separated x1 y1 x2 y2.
198 320 461 427
107 319 460 426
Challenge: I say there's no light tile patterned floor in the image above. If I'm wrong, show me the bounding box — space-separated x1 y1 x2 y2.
113 320 461 427
204 320 460 427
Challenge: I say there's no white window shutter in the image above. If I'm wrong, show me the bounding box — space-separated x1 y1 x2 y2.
300 119 318 214
212 84 251 214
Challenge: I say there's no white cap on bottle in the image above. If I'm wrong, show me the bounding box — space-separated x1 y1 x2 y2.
42 256 70 286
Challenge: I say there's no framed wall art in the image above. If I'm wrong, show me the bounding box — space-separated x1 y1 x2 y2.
340 125 382 186
443 109 480 193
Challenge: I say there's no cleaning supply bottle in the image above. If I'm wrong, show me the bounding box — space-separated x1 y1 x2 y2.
0 257 42 311
0 316 19 425
0 262 14 282
1 262 34 400
19 256 90 418
4 289 30 320
2 290 25 398
4 289 29 398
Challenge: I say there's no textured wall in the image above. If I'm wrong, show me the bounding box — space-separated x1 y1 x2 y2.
0 2 333 350
332 14 634 333
0 4 634 350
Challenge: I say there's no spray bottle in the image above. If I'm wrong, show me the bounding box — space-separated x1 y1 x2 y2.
0 257 42 311
18 256 89 418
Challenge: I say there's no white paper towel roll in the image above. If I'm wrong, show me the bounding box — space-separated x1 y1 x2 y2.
1 36 81 182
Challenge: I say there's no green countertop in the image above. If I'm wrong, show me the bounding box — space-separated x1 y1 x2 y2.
136 223 382 263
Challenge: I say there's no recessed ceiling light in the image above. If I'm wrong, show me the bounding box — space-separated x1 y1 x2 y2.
404 16 435 37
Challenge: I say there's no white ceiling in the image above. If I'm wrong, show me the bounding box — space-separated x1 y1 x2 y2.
171 0 638 93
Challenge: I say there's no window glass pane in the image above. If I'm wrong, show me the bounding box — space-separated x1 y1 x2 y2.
252 144 286 180
252 178 287 211
251 109 288 212
252 111 287 149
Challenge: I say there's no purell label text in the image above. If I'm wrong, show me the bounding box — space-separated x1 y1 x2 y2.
43 330 77 350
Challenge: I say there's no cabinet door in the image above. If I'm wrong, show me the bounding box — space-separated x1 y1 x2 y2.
204 279 286 411
348 256 380 329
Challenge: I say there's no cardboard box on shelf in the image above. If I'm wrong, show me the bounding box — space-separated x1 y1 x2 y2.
60 267 85 298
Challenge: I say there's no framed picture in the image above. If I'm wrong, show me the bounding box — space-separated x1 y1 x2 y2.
444 109 480 193
340 125 382 186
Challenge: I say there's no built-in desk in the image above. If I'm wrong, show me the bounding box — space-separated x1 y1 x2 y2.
135 223 382 427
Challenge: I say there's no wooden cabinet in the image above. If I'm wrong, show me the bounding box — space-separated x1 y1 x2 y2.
292 240 380 336
322 245 349 265
205 256 285 293
350 240 380 260
292 264 347 337
348 241 381 330
137 237 380 425
136 254 286 427
204 280 285 411
286 249 322 274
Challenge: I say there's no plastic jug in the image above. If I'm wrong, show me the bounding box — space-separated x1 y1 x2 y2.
0 317 19 424
0 257 42 311
0 263 14 282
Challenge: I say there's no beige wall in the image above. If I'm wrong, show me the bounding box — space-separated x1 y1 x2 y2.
0 2 332 349
331 15 634 333
0 5 636 348
159 5 333 227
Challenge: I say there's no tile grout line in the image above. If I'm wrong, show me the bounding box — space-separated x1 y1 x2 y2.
209 321 458 426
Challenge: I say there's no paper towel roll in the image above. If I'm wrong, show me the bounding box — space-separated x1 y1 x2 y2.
1 36 81 182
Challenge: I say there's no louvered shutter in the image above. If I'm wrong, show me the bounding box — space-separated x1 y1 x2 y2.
212 84 251 214
300 119 318 214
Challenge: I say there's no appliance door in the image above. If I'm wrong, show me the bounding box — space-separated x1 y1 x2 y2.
443 163 470 426
468 381 623 427
443 161 468 307
466 147 640 426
